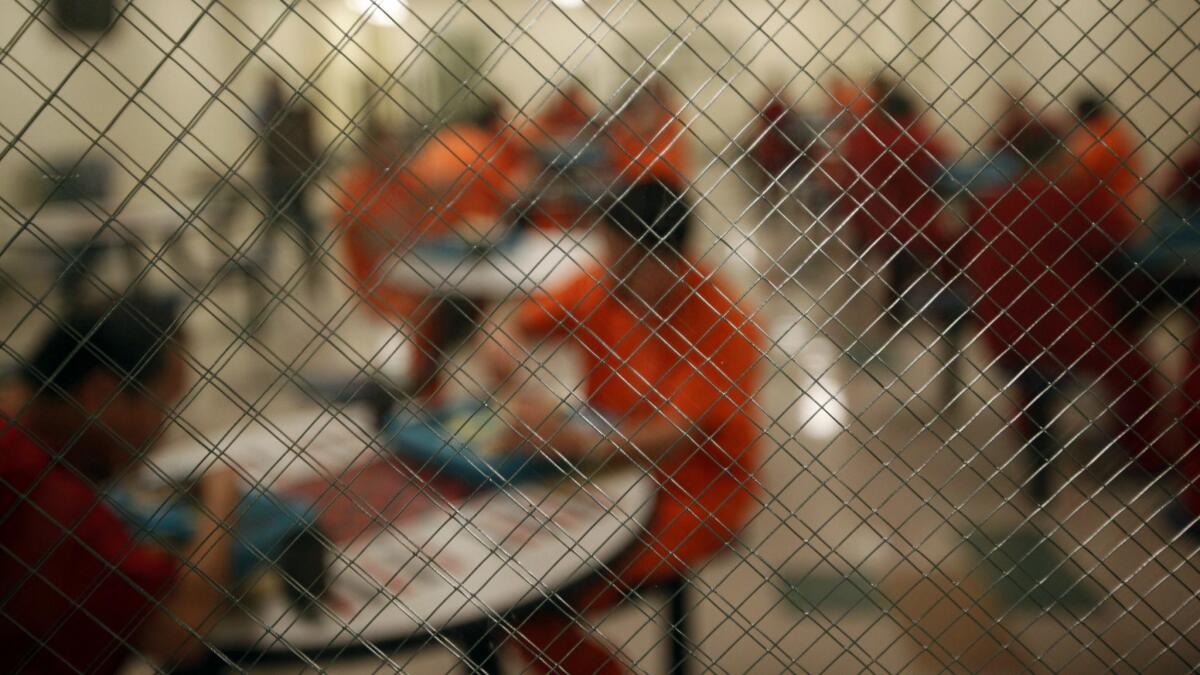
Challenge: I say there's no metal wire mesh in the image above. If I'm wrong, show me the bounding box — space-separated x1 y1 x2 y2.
2 0 1199 672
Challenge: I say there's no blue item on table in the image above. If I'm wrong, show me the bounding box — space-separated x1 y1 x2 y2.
409 221 524 259
1132 208 1200 273
383 398 552 487
106 486 319 585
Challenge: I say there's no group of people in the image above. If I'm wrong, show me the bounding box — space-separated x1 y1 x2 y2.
5 70 1200 674
750 76 1200 506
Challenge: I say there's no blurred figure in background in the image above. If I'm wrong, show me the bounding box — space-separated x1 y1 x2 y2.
944 87 1039 196
607 77 691 189
522 81 604 230
1066 92 1144 231
483 182 763 674
750 84 810 202
832 76 951 333
748 83 817 280
957 120 1175 503
1163 123 1200 217
259 77 321 289
338 105 529 399
1 296 237 674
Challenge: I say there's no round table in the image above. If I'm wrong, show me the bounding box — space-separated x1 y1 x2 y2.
139 406 655 666
386 227 605 299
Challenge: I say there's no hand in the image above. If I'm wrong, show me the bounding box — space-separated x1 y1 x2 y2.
498 395 582 456
478 324 523 386
195 469 240 523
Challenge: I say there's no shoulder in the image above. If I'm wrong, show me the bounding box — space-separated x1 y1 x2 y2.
683 266 765 346
0 424 48 481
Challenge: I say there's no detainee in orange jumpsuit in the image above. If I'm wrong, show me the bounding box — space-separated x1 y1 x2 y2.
956 122 1176 491
481 182 764 673
606 79 691 189
522 82 600 230
337 113 524 397
1065 94 1143 230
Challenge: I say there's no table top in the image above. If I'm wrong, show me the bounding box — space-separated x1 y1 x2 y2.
140 405 655 657
386 227 606 298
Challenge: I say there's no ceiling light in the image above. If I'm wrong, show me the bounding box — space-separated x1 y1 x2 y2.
347 0 407 26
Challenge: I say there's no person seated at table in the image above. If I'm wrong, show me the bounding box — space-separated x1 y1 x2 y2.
956 119 1177 496
480 181 765 673
522 81 603 230
338 107 528 399
1065 92 1144 227
606 77 691 190
0 295 239 674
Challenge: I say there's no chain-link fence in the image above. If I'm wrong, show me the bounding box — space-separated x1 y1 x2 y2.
2 0 1199 672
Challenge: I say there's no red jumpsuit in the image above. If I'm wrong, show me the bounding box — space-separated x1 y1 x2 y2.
959 167 1173 473
752 96 802 178
834 108 950 260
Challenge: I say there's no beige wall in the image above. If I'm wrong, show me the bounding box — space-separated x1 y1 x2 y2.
1 0 1196 207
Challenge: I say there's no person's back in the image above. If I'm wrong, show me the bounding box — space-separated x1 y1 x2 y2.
0 423 177 674
483 182 763 673
966 169 1116 367
839 94 948 258
0 296 237 674
961 125 1174 475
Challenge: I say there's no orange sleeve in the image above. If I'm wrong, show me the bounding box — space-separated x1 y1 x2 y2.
515 271 604 340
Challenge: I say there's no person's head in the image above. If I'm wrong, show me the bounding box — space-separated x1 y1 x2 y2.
601 181 692 306
24 295 188 479
1010 117 1063 171
875 78 915 121
1075 93 1108 123
470 96 505 131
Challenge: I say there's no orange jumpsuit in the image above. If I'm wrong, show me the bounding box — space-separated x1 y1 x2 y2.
606 104 690 190
1066 114 1142 226
337 123 521 395
523 87 599 230
510 263 764 674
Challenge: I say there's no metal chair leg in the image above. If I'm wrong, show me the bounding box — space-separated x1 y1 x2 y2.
460 623 503 675
663 576 692 675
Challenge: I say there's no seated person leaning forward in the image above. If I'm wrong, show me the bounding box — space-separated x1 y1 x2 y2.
0 296 237 674
481 181 765 673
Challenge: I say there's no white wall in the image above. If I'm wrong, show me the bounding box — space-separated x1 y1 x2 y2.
1 0 1196 208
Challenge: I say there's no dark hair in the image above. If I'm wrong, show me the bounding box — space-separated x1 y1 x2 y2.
26 295 183 397
1075 94 1107 122
1010 118 1061 166
603 182 692 253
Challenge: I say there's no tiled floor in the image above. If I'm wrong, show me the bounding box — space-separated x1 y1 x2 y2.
5 173 1199 673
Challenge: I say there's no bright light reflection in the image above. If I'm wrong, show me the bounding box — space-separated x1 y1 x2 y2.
796 380 845 441
348 0 407 26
